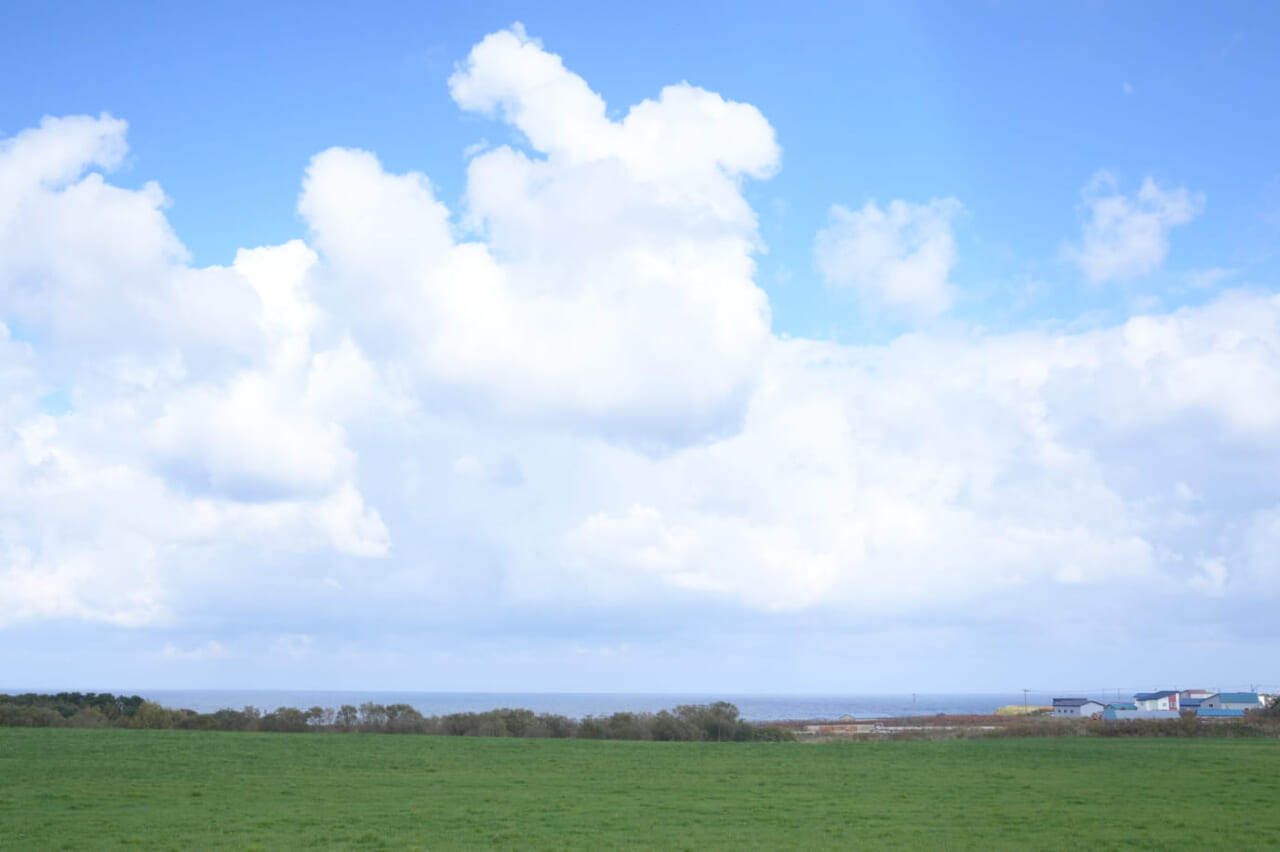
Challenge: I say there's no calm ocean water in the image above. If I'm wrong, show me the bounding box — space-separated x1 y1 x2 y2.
103 691 1066 721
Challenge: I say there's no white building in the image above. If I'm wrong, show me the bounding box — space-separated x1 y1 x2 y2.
1134 691 1180 711
1052 698 1106 717
1201 692 1265 711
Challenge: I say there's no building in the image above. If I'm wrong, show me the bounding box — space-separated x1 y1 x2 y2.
1197 708 1246 720
1102 709 1181 722
1200 692 1265 711
1134 691 1180 711
1052 698 1106 717
1178 689 1212 712
1106 702 1136 711
1178 689 1213 702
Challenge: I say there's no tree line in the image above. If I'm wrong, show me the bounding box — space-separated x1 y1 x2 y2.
0 694 795 741
0 692 146 726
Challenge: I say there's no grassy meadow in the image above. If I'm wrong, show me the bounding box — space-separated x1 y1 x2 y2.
2 728 1279 850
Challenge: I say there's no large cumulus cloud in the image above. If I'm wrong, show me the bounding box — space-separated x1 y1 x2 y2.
300 26 778 443
1 28 1278 678
0 116 388 627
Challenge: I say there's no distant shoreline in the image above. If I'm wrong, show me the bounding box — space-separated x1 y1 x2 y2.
5 692 1278 740
0 689 1087 721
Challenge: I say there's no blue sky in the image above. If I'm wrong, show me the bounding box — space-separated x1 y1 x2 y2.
7 1 1276 337
2 2 1279 694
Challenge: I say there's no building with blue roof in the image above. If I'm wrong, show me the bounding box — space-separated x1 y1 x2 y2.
1052 697 1106 717
1133 691 1180 711
1197 708 1246 719
1201 693 1265 711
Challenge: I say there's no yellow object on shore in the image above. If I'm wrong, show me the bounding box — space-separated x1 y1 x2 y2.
995 705 1052 716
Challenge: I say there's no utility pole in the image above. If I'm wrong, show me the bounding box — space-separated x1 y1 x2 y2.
1023 688 1028 709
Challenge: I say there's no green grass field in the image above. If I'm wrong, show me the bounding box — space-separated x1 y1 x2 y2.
2 729 1279 850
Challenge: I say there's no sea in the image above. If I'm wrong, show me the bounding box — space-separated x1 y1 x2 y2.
86 691 1068 721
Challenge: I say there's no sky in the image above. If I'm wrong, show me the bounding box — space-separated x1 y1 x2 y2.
1 1 1279 694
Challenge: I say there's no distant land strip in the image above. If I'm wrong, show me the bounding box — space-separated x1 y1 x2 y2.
3 692 1278 740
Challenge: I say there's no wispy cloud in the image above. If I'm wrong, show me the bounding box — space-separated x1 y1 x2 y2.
815 198 963 317
1063 171 1203 283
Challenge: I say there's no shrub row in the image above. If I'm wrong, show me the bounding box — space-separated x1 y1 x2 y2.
0 696 795 742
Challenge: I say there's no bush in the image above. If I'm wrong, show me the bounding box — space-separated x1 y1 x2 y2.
651 709 696 741
533 713 578 738
129 701 180 730
359 703 389 732
499 708 538 737
0 704 65 727
750 725 797 742
68 707 110 729
385 705 428 734
307 706 335 728
260 707 310 733
215 708 258 731
335 705 359 730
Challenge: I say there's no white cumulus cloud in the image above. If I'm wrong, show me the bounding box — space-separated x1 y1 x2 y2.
0 115 389 628
1 27 1278 672
547 293 1280 613
301 26 778 445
